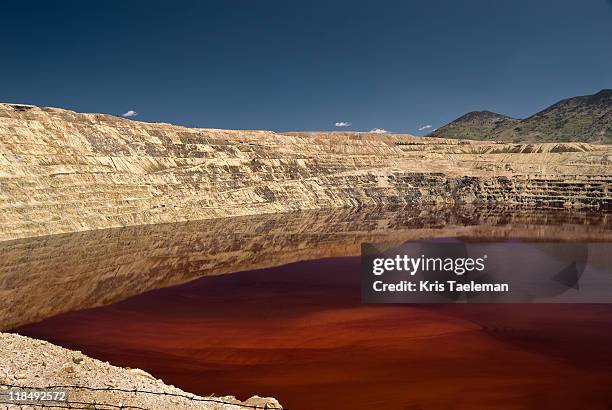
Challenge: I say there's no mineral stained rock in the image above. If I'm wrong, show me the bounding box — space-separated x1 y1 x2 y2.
0 103 611 240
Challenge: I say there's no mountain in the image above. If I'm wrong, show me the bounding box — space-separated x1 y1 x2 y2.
429 89 612 144
428 111 520 141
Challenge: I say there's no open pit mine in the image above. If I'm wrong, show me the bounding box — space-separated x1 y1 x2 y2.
0 102 611 409
0 102 610 241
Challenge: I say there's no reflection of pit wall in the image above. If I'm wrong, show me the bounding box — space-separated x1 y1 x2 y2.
372 254 487 276
2 206 611 330
362 242 612 303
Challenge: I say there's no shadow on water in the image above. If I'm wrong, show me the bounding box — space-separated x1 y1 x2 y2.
3 205 612 409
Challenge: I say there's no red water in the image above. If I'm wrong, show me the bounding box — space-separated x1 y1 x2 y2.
15 257 612 409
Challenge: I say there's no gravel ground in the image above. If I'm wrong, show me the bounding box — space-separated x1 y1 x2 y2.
0 332 282 409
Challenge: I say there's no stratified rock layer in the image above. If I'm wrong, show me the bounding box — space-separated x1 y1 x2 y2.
1 103 611 240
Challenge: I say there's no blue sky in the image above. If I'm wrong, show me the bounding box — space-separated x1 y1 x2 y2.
1 0 611 134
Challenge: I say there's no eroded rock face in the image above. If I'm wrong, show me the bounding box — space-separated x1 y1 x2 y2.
0 103 611 240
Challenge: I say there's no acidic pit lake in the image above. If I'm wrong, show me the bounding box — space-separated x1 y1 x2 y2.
4 206 612 409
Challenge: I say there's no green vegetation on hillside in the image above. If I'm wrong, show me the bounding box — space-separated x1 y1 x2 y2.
430 89 612 144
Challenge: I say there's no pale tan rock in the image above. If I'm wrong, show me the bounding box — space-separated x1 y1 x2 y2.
245 395 283 409
129 368 157 381
0 332 282 409
0 103 609 241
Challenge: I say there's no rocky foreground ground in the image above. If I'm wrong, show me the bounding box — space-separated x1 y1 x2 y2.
0 333 282 409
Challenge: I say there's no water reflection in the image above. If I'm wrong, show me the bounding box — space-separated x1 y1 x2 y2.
14 257 612 409
4 205 612 409
1 205 610 330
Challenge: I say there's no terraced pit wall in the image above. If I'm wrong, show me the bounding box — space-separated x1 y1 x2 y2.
1 103 611 240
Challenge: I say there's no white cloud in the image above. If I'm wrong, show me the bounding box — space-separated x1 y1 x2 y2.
418 124 433 131
369 128 388 134
122 110 138 118
335 121 351 127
